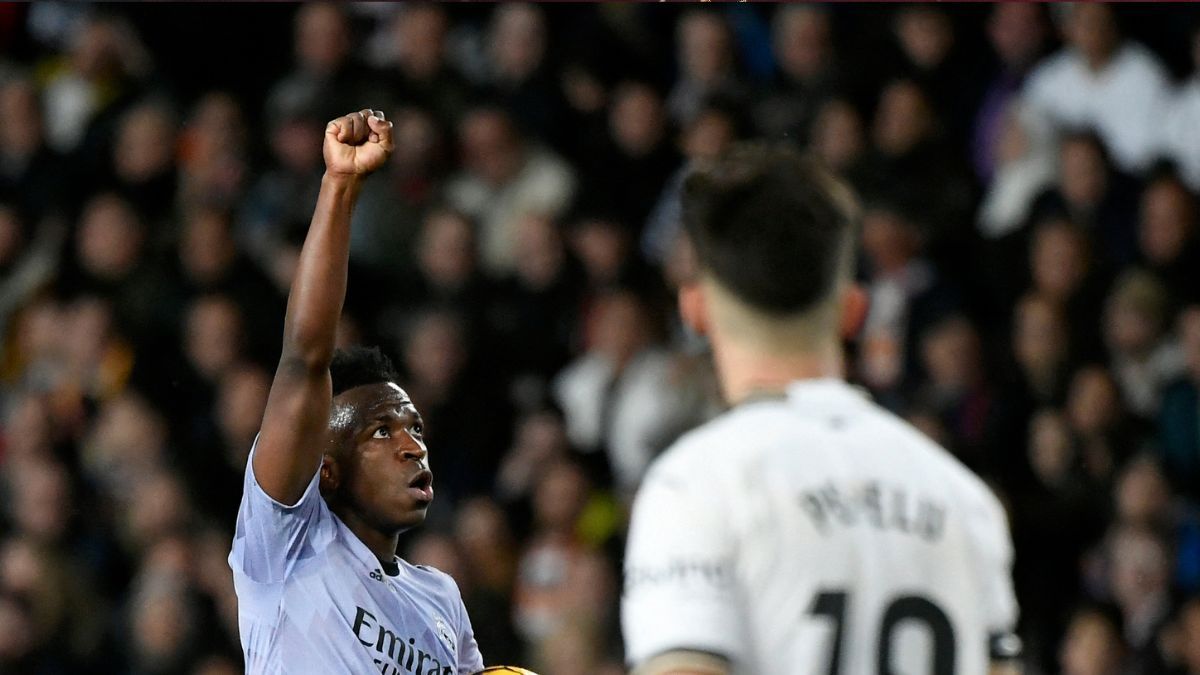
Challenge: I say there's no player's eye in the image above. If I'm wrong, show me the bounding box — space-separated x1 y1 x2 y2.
411 422 424 437
372 426 391 439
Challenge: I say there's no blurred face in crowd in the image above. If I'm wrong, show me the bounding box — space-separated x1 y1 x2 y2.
460 109 522 187
0 594 34 664
391 107 442 177
533 461 589 534
124 471 191 551
394 4 449 79
1031 220 1088 303
85 393 169 475
861 206 920 274
677 12 733 85
180 209 237 285
1059 609 1124 675
873 80 933 156
811 99 864 173
1066 366 1120 437
216 365 271 460
920 317 982 392
571 218 628 286
1103 272 1166 357
489 4 547 83
1109 527 1170 612
3 394 53 464
115 103 176 183
271 116 324 174
1180 306 1200 382
1138 177 1195 266
184 295 244 382
609 82 666 158
1014 294 1068 376
418 209 476 290
404 311 467 395
1065 3 1119 69
895 7 954 69
130 575 197 671
1115 457 1170 527
407 533 468 587
590 291 651 368
295 2 350 75
1180 600 1200 673
0 206 25 270
773 6 833 82
681 107 736 163
0 78 42 158
76 194 144 281
1060 136 1109 209
70 17 129 81
988 4 1048 70
9 461 71 544
1029 409 1075 487
514 213 565 289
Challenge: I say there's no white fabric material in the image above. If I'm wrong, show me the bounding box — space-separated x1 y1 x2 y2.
1022 43 1171 173
228 442 484 675
1160 77 1200 191
622 379 1018 674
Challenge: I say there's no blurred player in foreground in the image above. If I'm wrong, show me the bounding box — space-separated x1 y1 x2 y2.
227 109 485 674
621 145 1021 674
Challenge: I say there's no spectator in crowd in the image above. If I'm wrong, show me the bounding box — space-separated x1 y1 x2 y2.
1103 270 1186 419
445 106 576 276
667 10 745 126
1022 3 1171 174
1137 170 1200 305
1161 306 1200 497
973 3 1051 184
752 5 841 144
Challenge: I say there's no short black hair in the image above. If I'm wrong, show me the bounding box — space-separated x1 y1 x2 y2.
330 346 400 397
681 143 859 315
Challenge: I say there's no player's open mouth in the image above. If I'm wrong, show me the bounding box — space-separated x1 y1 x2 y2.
406 470 434 503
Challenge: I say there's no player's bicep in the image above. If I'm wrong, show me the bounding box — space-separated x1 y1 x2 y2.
622 470 741 668
254 358 333 505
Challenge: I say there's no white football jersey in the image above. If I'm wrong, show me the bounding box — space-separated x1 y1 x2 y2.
622 379 1018 675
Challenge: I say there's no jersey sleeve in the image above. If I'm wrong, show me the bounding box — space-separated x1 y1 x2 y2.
621 459 742 668
973 492 1021 660
228 438 337 585
454 584 484 674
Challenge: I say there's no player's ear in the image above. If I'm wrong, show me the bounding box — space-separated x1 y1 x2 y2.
319 453 340 494
839 283 868 340
678 281 709 337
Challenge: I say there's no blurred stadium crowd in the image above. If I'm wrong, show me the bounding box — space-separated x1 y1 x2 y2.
0 2 1199 674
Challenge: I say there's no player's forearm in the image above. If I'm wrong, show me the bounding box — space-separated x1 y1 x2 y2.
280 172 362 371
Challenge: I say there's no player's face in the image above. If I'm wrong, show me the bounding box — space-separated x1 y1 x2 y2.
332 383 433 533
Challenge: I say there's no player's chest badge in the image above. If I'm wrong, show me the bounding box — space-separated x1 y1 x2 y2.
434 615 456 653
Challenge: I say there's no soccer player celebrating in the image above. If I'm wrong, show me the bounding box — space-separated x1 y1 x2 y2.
621 146 1021 674
228 109 484 675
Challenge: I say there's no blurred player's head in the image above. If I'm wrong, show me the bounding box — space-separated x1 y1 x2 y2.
321 346 432 534
678 143 863 399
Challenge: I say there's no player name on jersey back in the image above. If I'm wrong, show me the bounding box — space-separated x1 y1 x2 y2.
800 479 947 542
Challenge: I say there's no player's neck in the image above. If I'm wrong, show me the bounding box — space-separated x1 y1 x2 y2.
334 505 401 566
714 336 844 405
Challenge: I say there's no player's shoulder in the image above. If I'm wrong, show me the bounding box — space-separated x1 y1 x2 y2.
402 560 463 595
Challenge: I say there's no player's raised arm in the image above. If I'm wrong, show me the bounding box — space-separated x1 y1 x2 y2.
254 109 394 505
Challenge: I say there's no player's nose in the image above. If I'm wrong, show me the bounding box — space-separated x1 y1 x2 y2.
400 444 427 464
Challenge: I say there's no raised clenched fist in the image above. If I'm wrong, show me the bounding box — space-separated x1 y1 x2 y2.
323 109 394 177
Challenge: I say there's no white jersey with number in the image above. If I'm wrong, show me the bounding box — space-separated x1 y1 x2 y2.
622 379 1018 675
228 442 485 675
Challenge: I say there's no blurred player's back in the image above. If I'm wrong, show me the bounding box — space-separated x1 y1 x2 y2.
623 378 1018 674
620 144 1019 675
